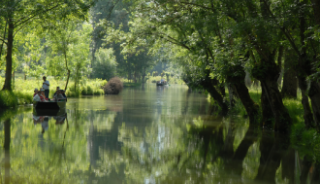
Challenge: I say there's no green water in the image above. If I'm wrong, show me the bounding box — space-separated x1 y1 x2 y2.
0 85 317 184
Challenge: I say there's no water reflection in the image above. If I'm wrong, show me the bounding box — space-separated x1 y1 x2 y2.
0 85 319 183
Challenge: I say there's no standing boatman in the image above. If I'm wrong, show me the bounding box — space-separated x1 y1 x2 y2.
42 76 50 98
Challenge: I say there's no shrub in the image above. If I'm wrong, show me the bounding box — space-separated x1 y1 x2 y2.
104 77 123 94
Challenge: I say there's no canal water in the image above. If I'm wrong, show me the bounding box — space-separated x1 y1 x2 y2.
0 85 317 184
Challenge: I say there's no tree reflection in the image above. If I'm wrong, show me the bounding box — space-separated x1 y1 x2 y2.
4 119 10 184
1 89 320 183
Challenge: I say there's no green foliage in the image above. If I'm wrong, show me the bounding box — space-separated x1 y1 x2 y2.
67 78 106 97
0 0 93 90
91 48 118 80
45 20 92 78
0 91 18 107
0 90 32 107
21 32 45 78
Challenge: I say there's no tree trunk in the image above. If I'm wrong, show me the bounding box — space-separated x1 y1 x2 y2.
0 21 7 61
298 77 315 128
218 82 226 98
261 79 292 133
297 3 318 129
65 70 70 91
252 0 292 133
277 46 284 86
252 60 292 133
261 87 274 128
227 65 259 123
312 161 320 184
64 51 70 91
300 157 313 184
200 74 229 115
312 0 320 27
227 84 236 108
2 16 14 91
281 49 297 98
308 81 320 129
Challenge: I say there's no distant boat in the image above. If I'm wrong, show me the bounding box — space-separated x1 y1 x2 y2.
33 101 66 116
156 81 167 86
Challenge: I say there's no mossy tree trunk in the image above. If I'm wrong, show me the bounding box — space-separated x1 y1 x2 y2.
252 58 292 133
227 65 259 123
199 73 229 116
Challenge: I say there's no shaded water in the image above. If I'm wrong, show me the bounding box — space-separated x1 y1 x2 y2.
0 85 318 184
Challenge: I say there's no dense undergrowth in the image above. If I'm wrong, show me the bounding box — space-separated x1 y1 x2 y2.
0 77 107 107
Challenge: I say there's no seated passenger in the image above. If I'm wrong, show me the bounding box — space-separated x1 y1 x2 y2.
33 91 41 102
53 89 64 101
33 88 39 97
40 88 48 102
53 86 61 96
60 90 67 101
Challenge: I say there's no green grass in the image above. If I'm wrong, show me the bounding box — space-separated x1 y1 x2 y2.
68 78 106 97
0 90 33 108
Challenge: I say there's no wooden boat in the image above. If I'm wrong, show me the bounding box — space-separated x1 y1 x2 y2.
33 101 66 110
33 101 66 116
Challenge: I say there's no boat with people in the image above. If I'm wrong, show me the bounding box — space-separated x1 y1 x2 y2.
156 78 167 86
156 81 167 86
33 84 67 115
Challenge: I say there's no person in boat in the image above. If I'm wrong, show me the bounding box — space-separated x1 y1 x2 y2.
33 90 42 102
53 86 59 96
33 88 39 97
42 76 50 98
40 88 49 102
60 90 67 101
53 87 64 101
160 78 165 84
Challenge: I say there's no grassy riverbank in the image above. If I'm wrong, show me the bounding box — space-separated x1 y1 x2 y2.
0 77 107 107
